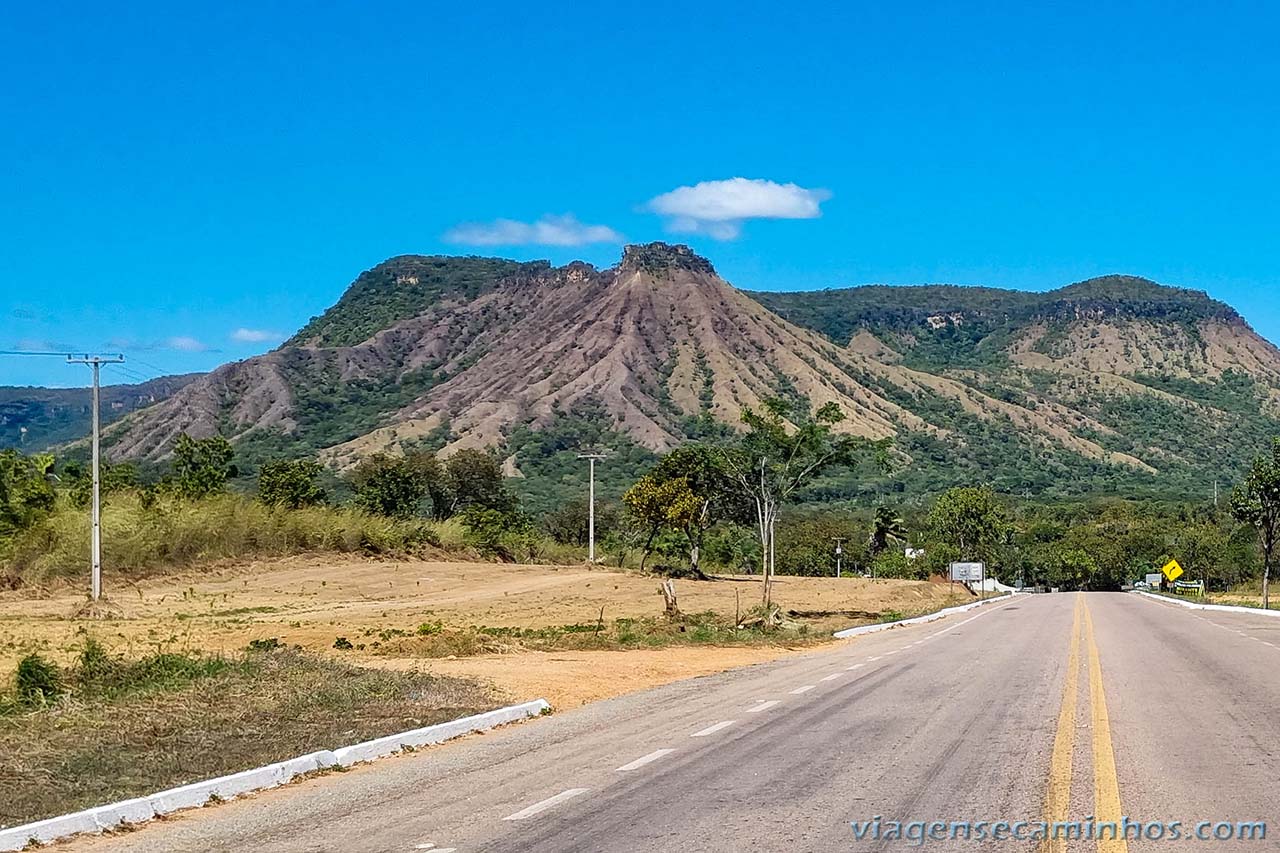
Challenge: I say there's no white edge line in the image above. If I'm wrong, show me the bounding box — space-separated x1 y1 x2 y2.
503 788 590 821
691 720 737 737
833 593 1017 639
615 748 676 772
0 699 552 852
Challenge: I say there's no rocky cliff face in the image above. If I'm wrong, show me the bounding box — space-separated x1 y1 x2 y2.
94 244 1280 494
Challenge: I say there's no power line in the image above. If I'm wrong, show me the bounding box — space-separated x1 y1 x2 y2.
0 349 81 357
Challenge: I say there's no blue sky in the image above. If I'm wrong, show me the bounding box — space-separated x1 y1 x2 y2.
3 0 1279 387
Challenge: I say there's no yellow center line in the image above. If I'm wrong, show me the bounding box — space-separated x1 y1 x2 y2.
1084 599 1128 853
1041 593 1083 853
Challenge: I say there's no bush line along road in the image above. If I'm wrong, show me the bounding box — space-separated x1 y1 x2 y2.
58 591 1278 852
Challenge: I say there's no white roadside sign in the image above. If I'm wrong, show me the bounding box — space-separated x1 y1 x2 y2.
949 562 985 582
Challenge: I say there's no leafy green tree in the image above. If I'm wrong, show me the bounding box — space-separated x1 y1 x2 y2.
171 434 237 500
0 450 57 535
350 453 432 519
1174 522 1228 589
623 475 703 571
65 460 139 509
926 487 1008 563
460 506 530 561
1231 437 1280 608
716 398 872 607
775 512 865 576
258 459 327 509
867 505 908 557
444 448 514 515
631 444 745 574
543 497 619 546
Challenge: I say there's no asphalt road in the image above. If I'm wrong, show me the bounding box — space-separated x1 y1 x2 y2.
70 593 1280 852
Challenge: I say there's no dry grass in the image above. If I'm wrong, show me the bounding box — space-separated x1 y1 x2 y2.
3 493 442 585
0 647 499 827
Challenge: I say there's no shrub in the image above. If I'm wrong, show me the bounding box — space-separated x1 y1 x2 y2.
15 654 61 705
258 459 327 509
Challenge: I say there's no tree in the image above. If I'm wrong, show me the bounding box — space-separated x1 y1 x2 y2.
623 475 702 571
544 498 619 546
350 453 431 519
1231 438 1280 609
867 505 908 557
1174 522 1228 590
258 459 327 509
171 434 236 499
444 448 514 514
0 450 57 535
716 398 871 608
926 487 1007 564
65 460 139 509
628 444 744 574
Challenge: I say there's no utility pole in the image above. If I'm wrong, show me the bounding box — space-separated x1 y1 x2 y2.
832 536 846 578
577 452 607 564
67 354 125 600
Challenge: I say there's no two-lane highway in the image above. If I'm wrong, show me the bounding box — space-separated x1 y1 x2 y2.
70 593 1279 852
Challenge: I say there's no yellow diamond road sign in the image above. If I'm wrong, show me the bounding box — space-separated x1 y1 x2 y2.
1162 559 1184 582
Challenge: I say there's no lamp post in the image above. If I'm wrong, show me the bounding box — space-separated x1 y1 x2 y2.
833 536 846 578
577 452 607 563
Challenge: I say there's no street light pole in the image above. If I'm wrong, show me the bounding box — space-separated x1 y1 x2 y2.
67 354 125 600
577 452 607 563
833 536 846 578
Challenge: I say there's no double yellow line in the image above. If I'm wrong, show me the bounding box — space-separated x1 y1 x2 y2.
1042 594 1127 853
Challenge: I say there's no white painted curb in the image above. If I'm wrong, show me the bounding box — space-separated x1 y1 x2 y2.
1132 590 1280 617
0 699 550 851
332 699 550 766
832 593 1015 639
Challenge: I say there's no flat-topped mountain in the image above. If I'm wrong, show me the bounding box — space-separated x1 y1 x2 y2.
24 243 1280 499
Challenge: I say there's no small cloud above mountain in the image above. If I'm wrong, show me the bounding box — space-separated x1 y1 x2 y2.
645 177 832 240
165 336 210 352
232 328 284 344
444 214 622 247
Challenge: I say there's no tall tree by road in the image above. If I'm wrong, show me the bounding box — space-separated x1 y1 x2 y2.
1231 438 1280 609
927 486 1007 565
717 399 868 609
867 505 908 557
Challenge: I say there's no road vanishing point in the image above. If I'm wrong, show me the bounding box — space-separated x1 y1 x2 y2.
70 593 1278 852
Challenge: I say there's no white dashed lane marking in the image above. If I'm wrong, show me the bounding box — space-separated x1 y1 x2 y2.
846 663 865 671
820 673 842 682
616 749 676 771
503 789 590 821
790 685 816 695
747 700 781 713
691 720 737 737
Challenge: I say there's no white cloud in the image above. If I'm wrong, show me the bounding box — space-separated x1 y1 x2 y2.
645 177 832 240
444 214 622 247
165 336 209 352
231 328 284 344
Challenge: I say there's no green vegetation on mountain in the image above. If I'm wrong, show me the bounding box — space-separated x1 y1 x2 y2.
748 275 1239 349
289 256 548 347
0 375 199 451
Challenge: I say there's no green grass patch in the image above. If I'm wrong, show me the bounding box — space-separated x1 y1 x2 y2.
370 611 824 658
0 643 499 826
